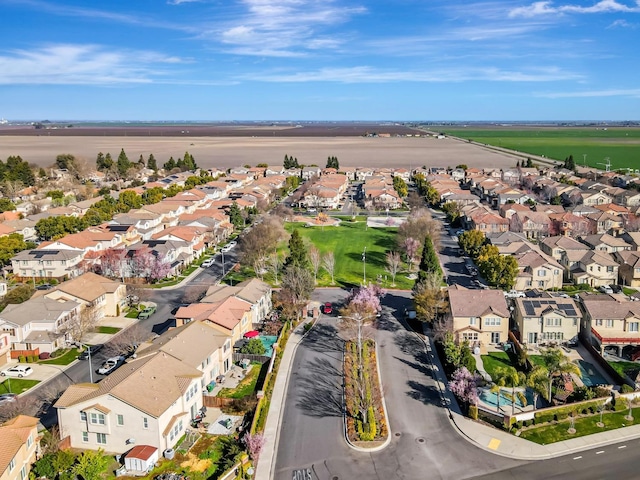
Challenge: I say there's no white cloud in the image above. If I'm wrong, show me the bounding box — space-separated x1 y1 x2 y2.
536 88 640 97
0 44 184 85
167 0 203 4
241 65 580 83
607 18 639 26
209 0 366 56
509 0 640 18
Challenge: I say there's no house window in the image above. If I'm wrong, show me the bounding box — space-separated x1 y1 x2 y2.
80 411 87 421
96 433 107 445
82 432 89 443
538 269 547 276
469 317 477 326
20 466 27 480
485 317 501 326
491 332 500 344
143 417 149 429
606 320 614 328
607 266 614 272
27 434 33 448
90 413 105 425
538 281 545 287
462 332 479 341
595 319 603 326
554 269 560 275
9 458 15 471
629 322 639 332
117 415 124 426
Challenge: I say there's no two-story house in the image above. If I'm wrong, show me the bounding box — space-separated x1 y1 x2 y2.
11 249 85 282
513 249 564 291
580 233 632 254
582 295 640 357
0 415 39 480
201 279 272 326
569 250 619 288
614 250 640 287
514 294 581 346
175 297 252 346
56 351 203 455
447 285 510 351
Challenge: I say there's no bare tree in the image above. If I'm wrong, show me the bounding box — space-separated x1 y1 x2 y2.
268 251 283 285
64 305 101 344
253 256 267 280
385 251 401 287
309 245 321 284
104 324 151 357
0 180 24 199
322 251 336 285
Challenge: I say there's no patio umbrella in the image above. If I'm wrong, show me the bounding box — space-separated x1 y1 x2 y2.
244 330 260 338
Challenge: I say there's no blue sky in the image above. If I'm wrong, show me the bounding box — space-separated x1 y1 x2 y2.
1 0 639 121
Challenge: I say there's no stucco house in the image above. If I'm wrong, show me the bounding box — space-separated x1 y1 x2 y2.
0 416 39 480
513 294 581 346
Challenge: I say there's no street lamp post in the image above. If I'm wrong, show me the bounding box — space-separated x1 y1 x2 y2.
362 247 366 284
221 250 225 276
77 342 94 384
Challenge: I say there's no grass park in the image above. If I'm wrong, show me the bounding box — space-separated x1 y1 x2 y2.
284 219 413 290
0 378 40 395
442 127 640 171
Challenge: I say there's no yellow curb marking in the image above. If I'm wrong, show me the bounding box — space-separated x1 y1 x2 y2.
487 438 501 450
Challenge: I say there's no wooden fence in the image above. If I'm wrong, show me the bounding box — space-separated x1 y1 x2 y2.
11 348 39 359
232 353 271 364
202 396 234 408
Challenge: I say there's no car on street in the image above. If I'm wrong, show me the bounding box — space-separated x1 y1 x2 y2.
35 283 52 290
97 356 125 375
138 305 157 319
78 344 103 360
322 302 333 315
0 393 17 405
1 365 34 378
221 241 237 253
201 258 215 268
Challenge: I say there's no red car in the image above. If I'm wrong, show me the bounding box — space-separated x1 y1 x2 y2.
322 302 333 315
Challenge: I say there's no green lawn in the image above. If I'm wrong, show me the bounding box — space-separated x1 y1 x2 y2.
95 326 121 334
39 348 81 365
442 127 640 171
0 378 40 394
284 221 412 289
529 355 546 368
218 363 263 399
609 361 640 380
520 407 640 444
481 352 514 380
125 308 140 318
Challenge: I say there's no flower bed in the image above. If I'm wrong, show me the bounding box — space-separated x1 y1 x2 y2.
344 339 388 445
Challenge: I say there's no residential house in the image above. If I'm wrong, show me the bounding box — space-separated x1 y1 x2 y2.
582 295 640 356
509 211 552 240
151 226 207 265
201 279 272 326
11 249 85 282
175 296 252 345
540 236 588 262
614 251 640 287
55 351 203 454
513 294 581 346
0 331 10 367
548 212 592 237
41 272 126 317
499 203 531 220
585 211 624 235
0 416 39 480
580 233 632 254
469 211 510 235
513 249 563 291
621 232 640 251
110 211 164 240
1 219 37 242
581 191 613 206
568 250 619 288
0 296 80 353
447 285 510 350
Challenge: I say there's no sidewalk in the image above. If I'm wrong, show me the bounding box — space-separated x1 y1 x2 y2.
421 328 640 460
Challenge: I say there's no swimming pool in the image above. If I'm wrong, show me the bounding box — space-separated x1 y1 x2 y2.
574 360 608 386
259 335 278 357
479 388 534 410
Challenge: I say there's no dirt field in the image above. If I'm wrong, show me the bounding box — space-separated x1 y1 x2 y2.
0 135 524 170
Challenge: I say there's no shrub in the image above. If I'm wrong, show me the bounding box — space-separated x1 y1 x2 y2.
468 405 478 420
303 322 313 332
18 355 25 363
621 384 635 394
30 355 39 362
39 352 51 360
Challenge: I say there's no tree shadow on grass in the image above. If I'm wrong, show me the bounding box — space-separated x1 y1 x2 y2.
295 356 343 418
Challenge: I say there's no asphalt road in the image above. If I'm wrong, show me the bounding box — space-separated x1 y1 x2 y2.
274 290 524 480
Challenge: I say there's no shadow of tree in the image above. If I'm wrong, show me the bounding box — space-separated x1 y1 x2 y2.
302 323 343 354
295 356 343 418
375 312 400 332
406 379 442 405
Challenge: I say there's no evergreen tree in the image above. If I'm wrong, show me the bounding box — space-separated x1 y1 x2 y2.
416 235 442 285
137 154 145 167
228 201 244 229
116 148 132 177
516 160 520 168
525 158 533 168
147 154 157 171
285 229 309 269
164 157 176 171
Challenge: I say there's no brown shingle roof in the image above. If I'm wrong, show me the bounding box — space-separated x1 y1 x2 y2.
448 285 509 318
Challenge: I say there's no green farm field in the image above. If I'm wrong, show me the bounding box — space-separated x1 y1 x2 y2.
442 127 640 171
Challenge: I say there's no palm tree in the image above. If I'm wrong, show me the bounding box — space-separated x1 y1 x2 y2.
540 348 581 402
494 366 527 415
527 365 550 410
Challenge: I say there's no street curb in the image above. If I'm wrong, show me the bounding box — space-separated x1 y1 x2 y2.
343 340 392 453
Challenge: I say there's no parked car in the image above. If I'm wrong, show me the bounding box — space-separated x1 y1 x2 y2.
0 393 17 405
35 283 52 291
599 285 614 294
322 302 333 315
221 241 237 253
138 305 157 319
611 284 623 294
97 356 125 375
504 290 526 298
201 258 215 268
1 365 33 378
78 344 103 360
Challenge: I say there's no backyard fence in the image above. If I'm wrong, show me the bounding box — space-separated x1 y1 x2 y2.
578 331 631 388
232 353 271 364
202 396 234 408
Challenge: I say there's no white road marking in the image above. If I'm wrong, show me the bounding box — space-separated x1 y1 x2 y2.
595 450 605 455
618 445 627 449
573 456 582 460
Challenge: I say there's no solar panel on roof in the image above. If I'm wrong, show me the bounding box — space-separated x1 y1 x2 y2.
523 301 535 316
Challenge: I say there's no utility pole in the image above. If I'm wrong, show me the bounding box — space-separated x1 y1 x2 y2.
362 247 367 284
